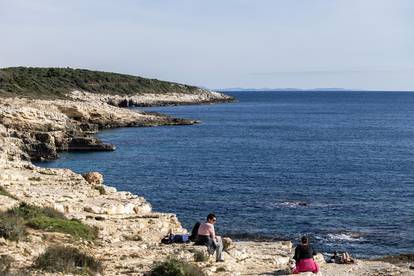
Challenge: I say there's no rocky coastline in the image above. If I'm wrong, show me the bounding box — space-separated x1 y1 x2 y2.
1 89 413 275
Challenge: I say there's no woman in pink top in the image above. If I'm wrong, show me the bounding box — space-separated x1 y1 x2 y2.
195 213 224 262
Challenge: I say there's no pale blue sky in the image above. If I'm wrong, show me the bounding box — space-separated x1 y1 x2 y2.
1 0 413 90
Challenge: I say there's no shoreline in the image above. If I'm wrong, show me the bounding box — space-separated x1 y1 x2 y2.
1 91 413 275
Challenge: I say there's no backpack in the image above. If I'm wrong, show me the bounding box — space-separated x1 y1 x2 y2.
161 233 190 244
172 234 190 243
189 222 201 242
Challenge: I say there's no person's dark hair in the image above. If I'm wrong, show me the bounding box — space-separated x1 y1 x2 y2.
301 236 308 244
207 213 216 221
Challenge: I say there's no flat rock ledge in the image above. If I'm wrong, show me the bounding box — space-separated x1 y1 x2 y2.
0 93 413 275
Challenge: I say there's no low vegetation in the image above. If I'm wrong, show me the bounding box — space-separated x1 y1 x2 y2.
0 203 98 241
0 67 199 99
151 258 205 276
33 245 103 275
193 250 209 262
0 215 26 241
0 255 13 275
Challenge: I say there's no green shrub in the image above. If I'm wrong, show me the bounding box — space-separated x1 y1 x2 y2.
0 67 201 99
1 203 98 241
27 217 98 241
151 258 205 276
33 245 103 275
11 203 65 220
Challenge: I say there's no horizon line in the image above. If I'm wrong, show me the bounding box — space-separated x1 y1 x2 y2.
213 88 414 92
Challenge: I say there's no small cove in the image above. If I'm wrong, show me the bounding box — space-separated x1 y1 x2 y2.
37 91 414 258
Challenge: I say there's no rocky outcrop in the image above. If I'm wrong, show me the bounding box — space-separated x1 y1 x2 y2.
0 96 197 161
82 172 104 185
68 137 115 151
70 89 234 107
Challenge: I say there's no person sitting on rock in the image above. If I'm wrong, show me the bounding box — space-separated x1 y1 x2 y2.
194 213 224 262
292 236 319 274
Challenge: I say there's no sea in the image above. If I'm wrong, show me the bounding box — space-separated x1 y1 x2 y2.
37 91 414 258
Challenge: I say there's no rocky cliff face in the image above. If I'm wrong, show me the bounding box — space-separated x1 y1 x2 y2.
0 92 412 275
0 94 197 161
70 89 234 107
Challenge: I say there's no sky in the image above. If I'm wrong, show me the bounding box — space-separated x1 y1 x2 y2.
1 0 413 90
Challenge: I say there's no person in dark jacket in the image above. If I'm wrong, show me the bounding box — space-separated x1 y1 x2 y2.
293 236 319 274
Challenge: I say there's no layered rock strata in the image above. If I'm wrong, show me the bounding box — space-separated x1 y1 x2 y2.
70 89 234 107
0 95 196 161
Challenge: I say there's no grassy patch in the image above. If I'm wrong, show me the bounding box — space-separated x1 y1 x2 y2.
33 245 103 275
27 217 98 241
0 67 199 99
11 202 66 220
151 258 205 276
0 203 98 241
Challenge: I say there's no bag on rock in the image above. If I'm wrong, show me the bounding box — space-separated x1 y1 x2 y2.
189 222 201 242
335 252 355 264
161 233 190 244
172 234 190 243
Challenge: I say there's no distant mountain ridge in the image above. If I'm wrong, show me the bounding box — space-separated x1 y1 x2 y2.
215 87 359 92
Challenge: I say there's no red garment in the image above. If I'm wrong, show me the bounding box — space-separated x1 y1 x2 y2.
293 258 319 274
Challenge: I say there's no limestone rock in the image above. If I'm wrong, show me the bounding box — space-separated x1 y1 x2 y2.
223 237 234 251
314 253 326 265
0 237 8 246
0 195 19 212
274 255 290 268
133 203 152 214
83 172 104 185
84 205 105 214
57 105 90 120
103 186 117 194
69 137 115 151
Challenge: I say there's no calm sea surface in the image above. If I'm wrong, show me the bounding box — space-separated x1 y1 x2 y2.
38 91 414 257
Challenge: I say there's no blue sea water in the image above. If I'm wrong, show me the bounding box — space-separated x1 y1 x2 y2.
37 91 414 258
